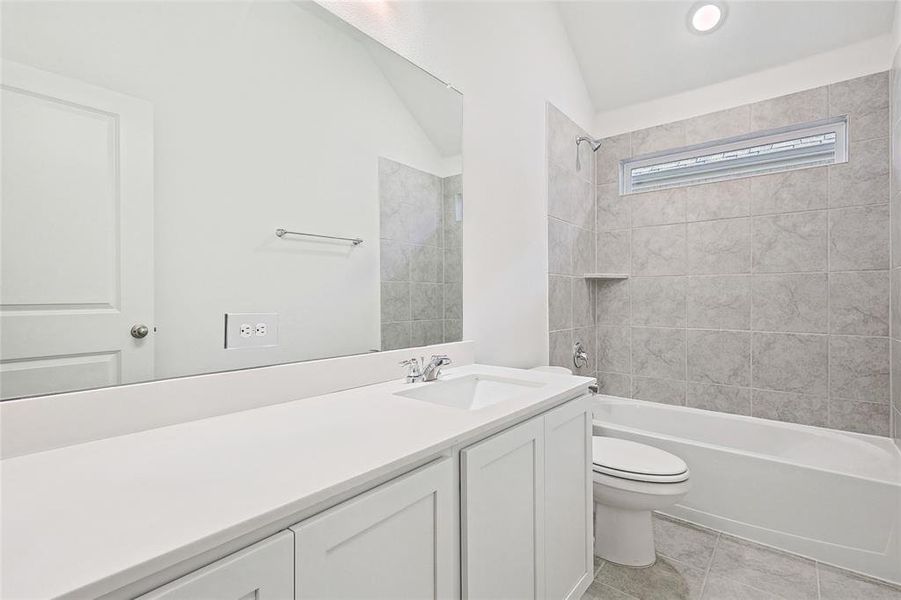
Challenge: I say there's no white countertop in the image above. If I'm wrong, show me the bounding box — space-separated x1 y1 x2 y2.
1 364 592 599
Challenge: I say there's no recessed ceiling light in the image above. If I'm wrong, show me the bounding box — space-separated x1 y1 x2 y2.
689 2 726 34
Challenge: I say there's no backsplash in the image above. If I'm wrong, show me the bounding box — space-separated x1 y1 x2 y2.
548 73 894 436
379 158 463 350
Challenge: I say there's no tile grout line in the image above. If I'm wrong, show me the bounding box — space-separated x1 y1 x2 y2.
698 532 721 599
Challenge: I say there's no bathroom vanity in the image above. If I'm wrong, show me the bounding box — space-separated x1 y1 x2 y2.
1 364 594 599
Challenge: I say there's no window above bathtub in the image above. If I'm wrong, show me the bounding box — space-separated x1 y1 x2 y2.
619 116 848 195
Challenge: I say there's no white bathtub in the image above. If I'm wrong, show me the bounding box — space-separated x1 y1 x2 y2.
592 395 901 584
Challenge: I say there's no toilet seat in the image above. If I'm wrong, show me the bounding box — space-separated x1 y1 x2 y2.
592 437 689 483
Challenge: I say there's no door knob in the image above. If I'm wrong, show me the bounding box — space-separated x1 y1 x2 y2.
131 324 150 339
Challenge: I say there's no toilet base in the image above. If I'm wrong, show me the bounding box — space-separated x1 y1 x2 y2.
594 502 656 567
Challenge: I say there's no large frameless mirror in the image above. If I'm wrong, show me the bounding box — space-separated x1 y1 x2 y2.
0 0 463 400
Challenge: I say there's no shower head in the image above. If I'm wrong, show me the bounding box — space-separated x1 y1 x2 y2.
577 135 602 152
575 135 602 172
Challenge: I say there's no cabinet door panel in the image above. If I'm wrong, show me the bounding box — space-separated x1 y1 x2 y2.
138 532 293 600
462 419 544 600
544 397 593 600
292 458 453 600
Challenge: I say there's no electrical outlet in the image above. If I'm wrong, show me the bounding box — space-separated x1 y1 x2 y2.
225 313 278 349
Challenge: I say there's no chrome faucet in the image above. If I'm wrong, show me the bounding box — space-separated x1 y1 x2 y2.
400 354 452 383
422 354 452 382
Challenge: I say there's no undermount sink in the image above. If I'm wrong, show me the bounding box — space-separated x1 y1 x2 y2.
394 374 545 410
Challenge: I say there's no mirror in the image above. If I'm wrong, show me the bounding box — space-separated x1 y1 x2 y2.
0 0 463 400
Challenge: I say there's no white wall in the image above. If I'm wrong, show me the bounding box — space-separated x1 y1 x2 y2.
2 0 456 380
594 34 894 138
319 0 595 367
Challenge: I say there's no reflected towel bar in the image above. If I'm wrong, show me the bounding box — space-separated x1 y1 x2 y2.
275 228 363 246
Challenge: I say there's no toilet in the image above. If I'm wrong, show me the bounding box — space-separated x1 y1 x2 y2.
592 436 690 567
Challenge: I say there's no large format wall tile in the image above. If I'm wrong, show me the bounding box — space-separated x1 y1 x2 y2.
683 105 751 146
548 103 593 178
597 183 630 230
632 121 686 155
381 321 411 351
686 382 752 415
687 330 751 386
749 87 827 131
573 226 596 274
411 283 443 320
749 168 828 215
548 275 572 331
828 399 890 436
410 244 443 282
631 188 686 227
573 278 595 328
597 326 631 374
381 240 410 281
751 273 828 333
631 276 686 327
596 372 631 398
752 212 827 273
631 377 686 405
632 224 686 275
687 218 751 274
686 275 751 330
892 270 901 337
444 282 462 319
684 179 751 222
381 282 411 323
828 137 890 208
752 332 828 395
632 327 685 380
598 229 631 273
549 218 574 275
829 271 889 336
829 204 890 271
828 72 889 143
549 161 594 230
596 279 631 325
549 329 573 369
597 133 631 184
829 336 890 402
751 389 828 427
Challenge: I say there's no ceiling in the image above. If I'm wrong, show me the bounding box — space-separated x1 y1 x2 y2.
557 1 896 113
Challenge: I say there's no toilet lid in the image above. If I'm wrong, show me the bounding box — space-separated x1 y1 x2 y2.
592 437 689 483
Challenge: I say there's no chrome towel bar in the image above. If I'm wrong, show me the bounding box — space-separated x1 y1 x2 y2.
275 228 363 246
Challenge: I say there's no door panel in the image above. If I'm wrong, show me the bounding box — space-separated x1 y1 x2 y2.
0 60 154 398
544 397 593 600
292 458 454 600
461 419 545 600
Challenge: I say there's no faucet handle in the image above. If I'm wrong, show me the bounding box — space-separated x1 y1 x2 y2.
430 354 452 366
400 357 422 382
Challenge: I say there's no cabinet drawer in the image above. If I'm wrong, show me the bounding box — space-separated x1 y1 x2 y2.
138 531 293 600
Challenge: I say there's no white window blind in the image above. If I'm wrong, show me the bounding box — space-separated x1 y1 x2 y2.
620 116 848 195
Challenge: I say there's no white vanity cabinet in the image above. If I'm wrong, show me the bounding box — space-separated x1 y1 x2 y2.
137 531 294 600
461 396 592 600
291 458 455 599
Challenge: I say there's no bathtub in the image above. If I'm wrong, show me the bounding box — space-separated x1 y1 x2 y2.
592 395 901 585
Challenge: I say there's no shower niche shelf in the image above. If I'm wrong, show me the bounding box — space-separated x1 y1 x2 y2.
583 273 630 280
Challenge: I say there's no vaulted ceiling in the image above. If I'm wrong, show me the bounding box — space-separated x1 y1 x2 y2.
557 1 895 112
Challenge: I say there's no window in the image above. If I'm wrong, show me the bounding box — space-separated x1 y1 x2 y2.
620 116 848 195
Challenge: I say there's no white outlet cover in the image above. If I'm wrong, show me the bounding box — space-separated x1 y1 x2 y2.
225 313 279 349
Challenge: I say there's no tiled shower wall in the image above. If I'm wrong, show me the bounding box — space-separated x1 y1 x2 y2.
549 73 894 436
547 104 598 378
379 158 463 350
892 51 901 447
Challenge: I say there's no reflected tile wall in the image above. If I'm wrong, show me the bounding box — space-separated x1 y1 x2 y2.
589 72 892 437
379 159 462 350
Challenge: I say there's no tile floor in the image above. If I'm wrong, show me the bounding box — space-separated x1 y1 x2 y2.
582 514 901 600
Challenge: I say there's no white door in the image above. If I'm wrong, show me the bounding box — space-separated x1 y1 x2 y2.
138 531 294 600
462 418 545 600
544 397 593 600
292 458 454 599
0 60 154 399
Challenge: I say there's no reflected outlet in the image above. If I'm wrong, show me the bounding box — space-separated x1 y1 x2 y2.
225 313 279 349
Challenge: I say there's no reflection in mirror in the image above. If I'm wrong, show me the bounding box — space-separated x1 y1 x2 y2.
0 0 463 400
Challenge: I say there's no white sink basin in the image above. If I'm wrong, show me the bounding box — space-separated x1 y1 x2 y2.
394 374 545 410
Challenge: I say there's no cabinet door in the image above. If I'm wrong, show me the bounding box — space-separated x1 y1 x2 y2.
138 531 293 600
544 397 593 600
292 458 454 600
461 418 545 600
